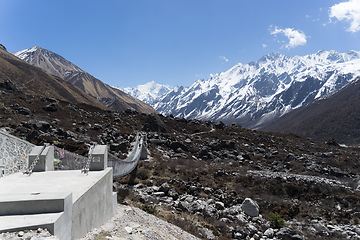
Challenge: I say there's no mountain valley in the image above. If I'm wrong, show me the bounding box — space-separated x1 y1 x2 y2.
1 71 360 239
1 43 360 239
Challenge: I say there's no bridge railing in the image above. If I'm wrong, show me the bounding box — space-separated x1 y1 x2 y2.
109 133 146 178
1 130 146 178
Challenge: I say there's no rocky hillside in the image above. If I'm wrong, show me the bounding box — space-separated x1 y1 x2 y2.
153 50 360 128
1 78 360 239
13 46 155 114
262 76 360 145
0 45 106 109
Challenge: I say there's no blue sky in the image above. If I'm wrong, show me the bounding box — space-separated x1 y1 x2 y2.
1 0 360 88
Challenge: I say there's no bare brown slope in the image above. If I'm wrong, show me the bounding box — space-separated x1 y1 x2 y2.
0 47 107 109
67 71 155 113
261 77 360 145
14 46 155 114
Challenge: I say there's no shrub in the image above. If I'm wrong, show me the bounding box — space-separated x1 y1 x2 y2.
141 203 157 215
268 212 285 229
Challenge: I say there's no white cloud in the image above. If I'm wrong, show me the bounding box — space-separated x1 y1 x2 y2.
329 0 360 32
219 56 229 62
262 44 267 48
270 26 307 49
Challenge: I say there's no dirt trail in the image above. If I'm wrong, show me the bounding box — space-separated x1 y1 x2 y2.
78 204 200 240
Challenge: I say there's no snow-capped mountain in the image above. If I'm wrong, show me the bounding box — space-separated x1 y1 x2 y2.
13 46 155 114
153 50 360 128
119 81 171 105
13 46 84 79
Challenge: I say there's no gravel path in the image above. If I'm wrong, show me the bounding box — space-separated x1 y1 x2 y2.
0 204 199 240
79 203 200 240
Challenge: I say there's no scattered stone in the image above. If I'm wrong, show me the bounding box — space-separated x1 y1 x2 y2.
0 78 21 92
264 228 275 238
124 226 133 234
215 201 225 210
43 103 58 112
276 227 301 240
17 231 24 237
241 198 259 217
167 188 179 199
18 107 31 115
153 191 165 197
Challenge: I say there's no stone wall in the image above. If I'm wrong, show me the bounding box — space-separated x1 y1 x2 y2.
0 130 34 177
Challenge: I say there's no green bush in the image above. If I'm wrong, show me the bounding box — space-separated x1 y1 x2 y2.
141 203 157 215
268 212 285 228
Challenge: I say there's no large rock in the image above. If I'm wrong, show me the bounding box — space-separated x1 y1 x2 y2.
276 227 303 240
241 198 259 217
0 78 21 92
23 119 51 132
142 114 168 133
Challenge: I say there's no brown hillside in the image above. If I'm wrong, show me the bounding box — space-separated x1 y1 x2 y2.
0 47 106 109
13 46 155 114
261 77 360 145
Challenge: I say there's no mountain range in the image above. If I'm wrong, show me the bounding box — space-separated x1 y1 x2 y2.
118 81 171 105
13 46 154 114
150 50 360 128
9 44 360 144
261 76 360 145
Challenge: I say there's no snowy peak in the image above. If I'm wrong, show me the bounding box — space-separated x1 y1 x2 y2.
13 46 83 79
153 50 360 128
12 46 155 114
119 81 171 105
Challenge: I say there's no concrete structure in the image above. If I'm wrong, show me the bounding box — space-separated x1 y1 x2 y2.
0 168 117 239
28 145 54 172
89 145 108 171
0 130 34 177
0 132 147 239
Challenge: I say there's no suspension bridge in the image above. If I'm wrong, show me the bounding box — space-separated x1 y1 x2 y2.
0 130 147 240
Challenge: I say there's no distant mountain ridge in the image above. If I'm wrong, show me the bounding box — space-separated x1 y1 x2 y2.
261 76 360 145
118 81 171 105
0 45 106 109
13 46 155 114
152 50 360 128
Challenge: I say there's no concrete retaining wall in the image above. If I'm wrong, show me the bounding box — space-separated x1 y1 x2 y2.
72 168 116 239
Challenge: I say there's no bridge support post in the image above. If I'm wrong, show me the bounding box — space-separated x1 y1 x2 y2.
28 145 54 172
90 145 108 171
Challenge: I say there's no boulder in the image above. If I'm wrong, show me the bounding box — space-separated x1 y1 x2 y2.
18 107 31 115
264 228 275 238
241 198 259 217
215 201 225 210
43 103 57 112
276 228 303 240
167 188 179 200
24 119 51 132
0 78 21 92
143 114 168 133
159 182 170 193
